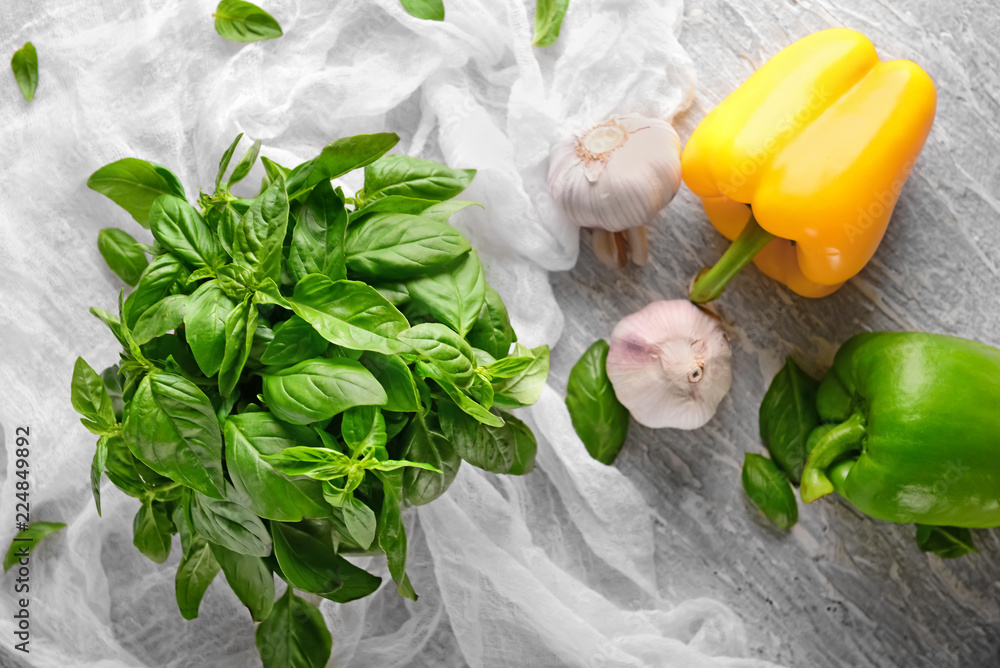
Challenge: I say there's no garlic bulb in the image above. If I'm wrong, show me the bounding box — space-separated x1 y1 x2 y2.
547 113 682 268
606 300 732 430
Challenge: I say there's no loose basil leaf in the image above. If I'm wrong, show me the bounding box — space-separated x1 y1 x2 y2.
398 323 476 388
87 158 187 227
71 357 116 432
190 491 272 557
132 294 187 345
359 155 475 205
184 280 237 376
175 516 221 620
400 415 460 506
490 343 549 410
532 0 570 47
227 139 262 188
759 357 821 485
125 373 226 499
260 357 387 425
341 496 377 550
565 339 630 465
232 176 288 284
91 436 109 515
124 254 187 327
915 525 978 559
400 0 444 21
260 316 328 366
359 353 420 413
10 42 38 102
285 133 399 201
345 212 471 280
286 275 410 355
406 250 486 337
467 284 515 360
225 413 330 521
742 453 798 531
132 499 173 564
439 402 536 475
209 542 274 622
373 470 416 599
214 0 283 43
218 297 258 398
97 228 149 286
270 520 382 602
3 522 66 572
215 133 244 192
150 195 225 270
255 588 332 668
287 180 348 283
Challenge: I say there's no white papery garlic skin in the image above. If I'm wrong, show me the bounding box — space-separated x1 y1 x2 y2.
547 113 683 234
606 300 732 430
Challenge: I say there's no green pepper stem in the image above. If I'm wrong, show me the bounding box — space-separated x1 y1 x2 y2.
800 413 866 504
689 213 776 303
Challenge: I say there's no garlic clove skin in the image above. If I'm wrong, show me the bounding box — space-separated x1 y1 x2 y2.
606 300 732 430
547 113 683 234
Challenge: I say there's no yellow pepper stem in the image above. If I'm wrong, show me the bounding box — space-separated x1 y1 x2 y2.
689 214 776 303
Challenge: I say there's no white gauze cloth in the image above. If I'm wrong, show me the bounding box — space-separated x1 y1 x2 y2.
0 0 781 666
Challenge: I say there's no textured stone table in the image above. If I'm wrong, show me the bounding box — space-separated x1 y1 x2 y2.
549 1 1000 666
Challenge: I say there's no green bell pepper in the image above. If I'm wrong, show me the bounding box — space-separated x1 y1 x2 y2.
801 331 1000 528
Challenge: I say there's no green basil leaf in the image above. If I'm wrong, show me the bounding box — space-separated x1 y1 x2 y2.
124 254 187 328
287 180 348 283
398 324 476 388
416 199 480 223
71 357 116 430
340 496 377 550
340 405 387 455
132 499 173 564
400 414 459 506
742 453 798 531
286 275 410 355
345 212 471 280
915 525 978 559
175 529 221 620
490 343 549 410
260 156 290 188
97 228 149 286
132 294 187 345
227 139 261 188
101 365 125 422
359 155 474 205
104 434 163 498
270 520 382 602
400 0 444 21
218 297 258 398
423 367 504 427
373 470 416 599
285 133 399 201
3 522 66 573
215 133 244 192
485 356 534 379
217 203 240 258
10 42 38 102
209 542 274 622
261 357 388 425
255 588 332 668
190 490 272 557
359 353 420 413
532 0 570 47
150 195 225 270
406 251 486 337
373 282 410 307
87 158 187 227
232 176 288 284
216 262 257 299
439 402 536 475
124 373 226 499
260 316 328 366
262 447 354 480
349 195 439 222
467 285 515 359
91 436 109 516
184 280 237 376
565 339 630 466
214 0 283 43
759 357 821 485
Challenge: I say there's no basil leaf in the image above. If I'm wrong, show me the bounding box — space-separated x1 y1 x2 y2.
215 133 244 192
915 525 978 559
132 294 187 345
184 280 237 376
175 527 221 620
285 133 399 201
467 285 515 359
190 490 272 557
400 0 444 21
398 324 476 388
209 542 274 622
742 453 798 531
225 413 330 522
3 522 66 573
419 199 480 223
218 297 258 398
565 339 630 465
340 496 377 550
150 195 225 270
406 251 486 337
532 0 570 47
286 275 410 355
216 262 257 299
490 343 549 410
255 588 332 668
400 415 459 506
359 353 420 413
260 358 387 425
124 254 187 327
97 228 148 286
10 42 38 102
263 447 354 480
217 203 240 257
232 176 288 283
124 373 226 499
270 520 382 602
439 402 537 475
341 405 387 455
345 212 471 280
101 365 125 421
132 499 173 564
424 368 504 427
71 357 116 431
214 0 283 43
485 355 534 379
104 434 162 499
759 357 821 485
287 180 348 283
359 155 474 205
87 158 187 227
91 436 109 515
260 156 290 188
260 316 328 366
227 139 261 188
371 470 416 599
350 195 439 222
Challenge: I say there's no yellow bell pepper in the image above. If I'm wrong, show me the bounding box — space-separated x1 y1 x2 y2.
683 28 937 301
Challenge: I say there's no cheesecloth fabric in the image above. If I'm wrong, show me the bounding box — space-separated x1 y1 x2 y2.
0 0 782 666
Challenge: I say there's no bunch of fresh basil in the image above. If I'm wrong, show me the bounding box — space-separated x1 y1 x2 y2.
72 132 549 667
